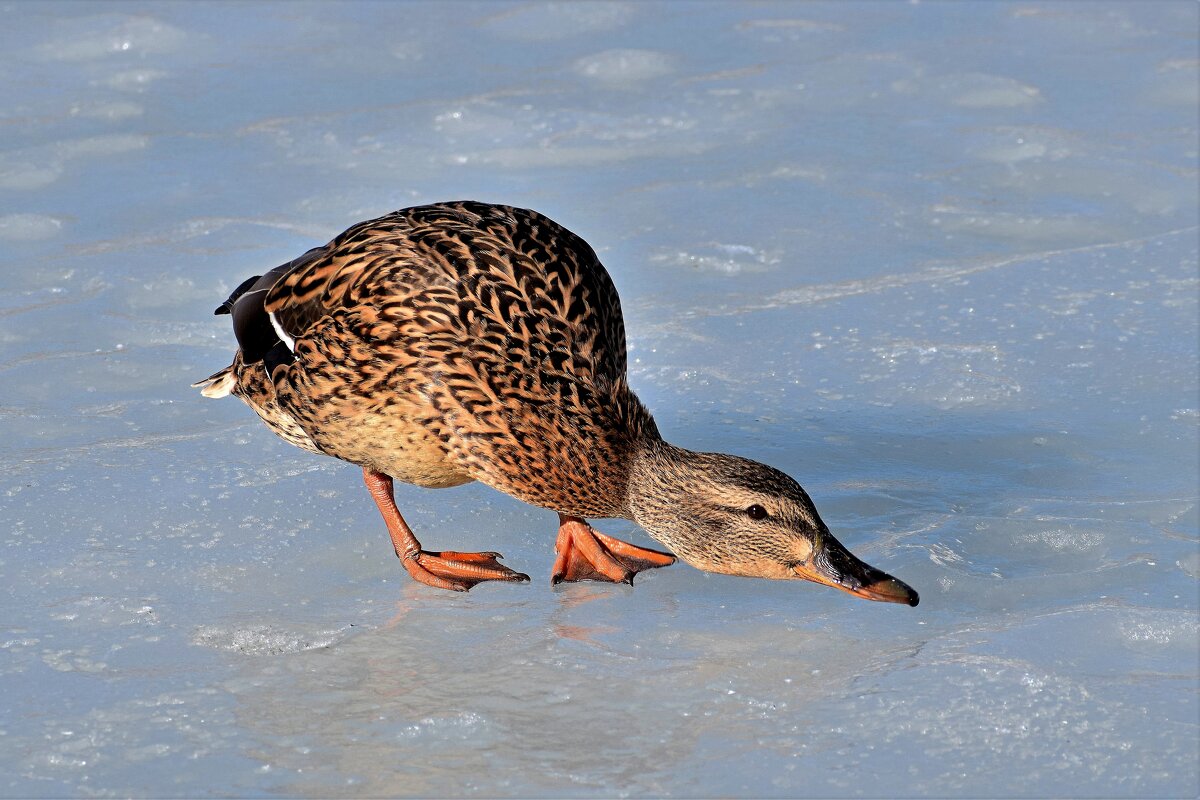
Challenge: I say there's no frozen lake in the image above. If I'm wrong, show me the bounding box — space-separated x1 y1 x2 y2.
1 1 1197 796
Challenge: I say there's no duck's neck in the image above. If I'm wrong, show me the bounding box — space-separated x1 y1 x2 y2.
550 378 665 520
624 436 698 547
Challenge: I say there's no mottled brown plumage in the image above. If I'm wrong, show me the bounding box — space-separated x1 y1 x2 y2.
196 201 918 604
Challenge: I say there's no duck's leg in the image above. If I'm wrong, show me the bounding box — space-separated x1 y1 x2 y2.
363 468 530 592
551 514 676 585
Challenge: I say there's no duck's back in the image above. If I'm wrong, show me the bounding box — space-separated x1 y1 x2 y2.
249 202 656 517
268 203 627 381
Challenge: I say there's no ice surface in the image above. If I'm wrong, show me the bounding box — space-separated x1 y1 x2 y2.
0 213 64 241
573 49 676 86
0 1 1196 797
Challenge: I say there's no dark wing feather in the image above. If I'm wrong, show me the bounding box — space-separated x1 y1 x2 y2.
214 274 261 315
223 249 322 364
255 246 332 341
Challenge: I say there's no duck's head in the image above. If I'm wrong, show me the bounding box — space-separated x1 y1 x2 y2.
628 440 918 606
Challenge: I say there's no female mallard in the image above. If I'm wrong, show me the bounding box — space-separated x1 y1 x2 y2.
195 201 918 605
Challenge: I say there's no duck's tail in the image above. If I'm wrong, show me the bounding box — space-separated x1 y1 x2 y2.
192 275 266 399
191 365 236 398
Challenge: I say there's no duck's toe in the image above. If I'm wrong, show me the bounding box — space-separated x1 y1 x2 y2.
408 550 530 591
551 516 675 586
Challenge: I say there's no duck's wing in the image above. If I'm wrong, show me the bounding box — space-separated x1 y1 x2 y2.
218 245 328 366
262 201 629 385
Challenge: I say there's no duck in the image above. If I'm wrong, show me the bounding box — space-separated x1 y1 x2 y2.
194 201 918 605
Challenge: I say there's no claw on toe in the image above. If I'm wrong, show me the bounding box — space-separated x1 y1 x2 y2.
551 516 675 585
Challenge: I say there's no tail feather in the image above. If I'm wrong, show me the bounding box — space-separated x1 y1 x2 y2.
192 366 236 398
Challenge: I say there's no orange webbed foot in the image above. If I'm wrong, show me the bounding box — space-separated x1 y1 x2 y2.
403 550 531 592
551 515 675 585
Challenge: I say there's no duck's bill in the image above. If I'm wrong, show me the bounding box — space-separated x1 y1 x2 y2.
792 534 919 607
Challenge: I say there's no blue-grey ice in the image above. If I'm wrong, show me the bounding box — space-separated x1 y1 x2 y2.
1 2 1196 797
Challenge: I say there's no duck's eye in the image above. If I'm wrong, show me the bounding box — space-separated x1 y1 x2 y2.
746 504 769 521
